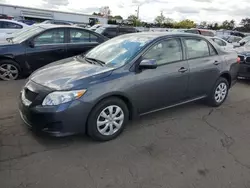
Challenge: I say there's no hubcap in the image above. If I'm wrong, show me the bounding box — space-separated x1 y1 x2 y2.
0 64 18 81
214 82 227 103
97 105 124 136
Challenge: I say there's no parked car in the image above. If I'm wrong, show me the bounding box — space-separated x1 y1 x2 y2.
19 32 240 141
216 30 245 38
17 19 36 25
223 35 242 44
184 29 215 37
0 24 41 41
0 24 107 80
95 25 138 38
209 36 234 51
236 41 250 79
42 20 74 25
0 19 29 34
89 24 103 31
233 36 250 48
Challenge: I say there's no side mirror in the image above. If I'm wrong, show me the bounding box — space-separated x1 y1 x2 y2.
28 40 34 48
240 42 245 46
139 59 157 69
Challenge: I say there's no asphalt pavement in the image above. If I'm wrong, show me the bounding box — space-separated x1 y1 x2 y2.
1 79 250 188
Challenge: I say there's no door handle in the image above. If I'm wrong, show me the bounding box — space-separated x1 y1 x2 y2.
178 67 188 73
213 60 220 65
56 49 65 52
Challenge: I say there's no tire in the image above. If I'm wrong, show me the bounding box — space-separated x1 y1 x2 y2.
207 77 229 107
87 97 129 141
0 60 20 81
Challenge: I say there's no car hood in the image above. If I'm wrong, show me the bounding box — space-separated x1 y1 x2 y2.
235 46 250 55
30 57 114 90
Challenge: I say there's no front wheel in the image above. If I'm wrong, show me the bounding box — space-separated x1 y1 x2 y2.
87 97 129 141
207 77 229 107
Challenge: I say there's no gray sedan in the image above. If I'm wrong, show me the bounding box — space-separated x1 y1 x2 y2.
19 32 240 141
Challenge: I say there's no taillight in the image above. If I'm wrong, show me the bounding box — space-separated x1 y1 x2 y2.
237 57 241 63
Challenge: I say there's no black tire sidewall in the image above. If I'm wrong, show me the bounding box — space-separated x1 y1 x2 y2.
0 60 21 80
209 77 229 107
87 97 129 141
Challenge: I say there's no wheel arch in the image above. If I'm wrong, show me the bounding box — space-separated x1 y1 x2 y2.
220 71 232 87
90 92 136 120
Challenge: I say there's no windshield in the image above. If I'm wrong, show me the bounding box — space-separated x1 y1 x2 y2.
10 26 36 37
12 26 45 43
85 34 155 67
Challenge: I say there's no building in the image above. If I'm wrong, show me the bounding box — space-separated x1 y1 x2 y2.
0 3 108 24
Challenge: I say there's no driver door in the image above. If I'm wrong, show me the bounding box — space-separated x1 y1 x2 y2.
25 28 67 71
132 38 189 114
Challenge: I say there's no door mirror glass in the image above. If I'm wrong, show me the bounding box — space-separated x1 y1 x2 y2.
28 40 34 48
139 59 157 69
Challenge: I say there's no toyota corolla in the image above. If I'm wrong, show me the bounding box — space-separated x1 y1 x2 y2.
19 32 240 141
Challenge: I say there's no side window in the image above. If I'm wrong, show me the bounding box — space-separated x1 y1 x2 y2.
214 39 226 46
0 21 3 28
70 29 90 43
90 33 99 42
143 38 183 65
185 38 210 59
34 29 65 45
104 28 117 37
2 22 22 29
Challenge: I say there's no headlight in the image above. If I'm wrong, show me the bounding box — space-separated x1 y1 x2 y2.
42 89 86 106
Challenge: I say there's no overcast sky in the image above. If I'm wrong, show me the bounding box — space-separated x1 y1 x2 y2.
3 0 250 24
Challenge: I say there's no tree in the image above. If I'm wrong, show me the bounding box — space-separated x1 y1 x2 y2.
154 11 166 26
99 6 111 18
174 19 196 29
200 21 207 28
127 15 142 26
235 18 250 32
113 15 123 20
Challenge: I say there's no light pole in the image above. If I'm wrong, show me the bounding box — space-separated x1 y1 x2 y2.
135 5 140 27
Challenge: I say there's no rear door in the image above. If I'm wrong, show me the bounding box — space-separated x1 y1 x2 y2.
25 28 67 71
183 37 222 98
66 28 102 57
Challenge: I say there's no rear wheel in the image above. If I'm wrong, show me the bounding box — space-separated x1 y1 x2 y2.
207 77 229 107
0 60 20 81
87 97 129 141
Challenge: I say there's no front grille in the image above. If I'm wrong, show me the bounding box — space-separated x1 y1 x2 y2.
24 88 38 102
238 55 245 63
246 57 250 64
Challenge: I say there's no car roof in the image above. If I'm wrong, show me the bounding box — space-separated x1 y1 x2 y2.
38 24 87 30
124 31 208 39
101 25 135 29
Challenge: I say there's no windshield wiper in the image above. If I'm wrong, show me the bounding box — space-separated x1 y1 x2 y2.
85 57 105 66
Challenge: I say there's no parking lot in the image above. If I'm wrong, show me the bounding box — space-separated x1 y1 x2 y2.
0 79 250 188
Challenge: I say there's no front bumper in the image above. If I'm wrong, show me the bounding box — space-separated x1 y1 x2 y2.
19 97 92 137
238 63 250 79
